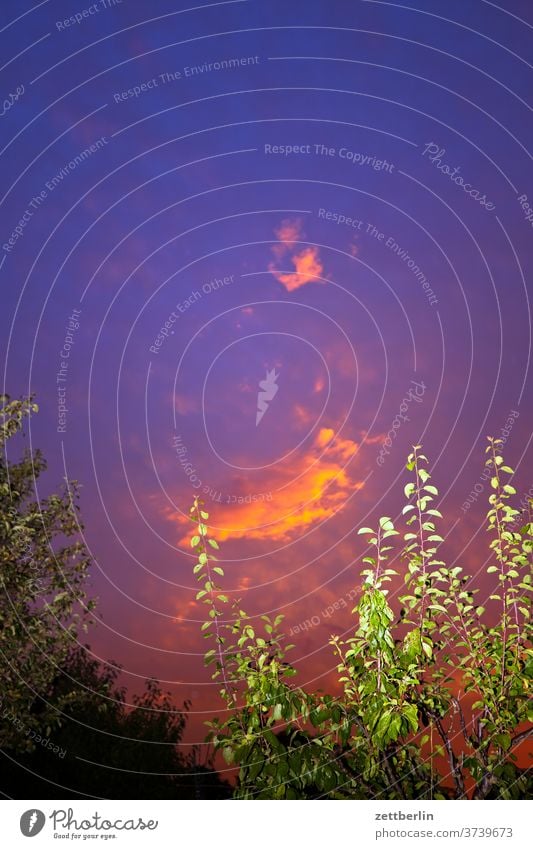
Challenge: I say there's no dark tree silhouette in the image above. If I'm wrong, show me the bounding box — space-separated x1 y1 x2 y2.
2 646 231 799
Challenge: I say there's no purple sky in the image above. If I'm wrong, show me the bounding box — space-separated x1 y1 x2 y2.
1 0 532 756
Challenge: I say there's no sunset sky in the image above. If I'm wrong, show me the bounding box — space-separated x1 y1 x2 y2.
1 0 532 759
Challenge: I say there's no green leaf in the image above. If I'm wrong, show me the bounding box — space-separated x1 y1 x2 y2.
494 733 511 751
357 527 374 535
402 704 418 733
421 640 433 659
222 746 234 764
404 483 415 498
272 704 283 721
53 592 68 604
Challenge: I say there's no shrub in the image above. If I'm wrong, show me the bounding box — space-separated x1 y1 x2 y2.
189 439 532 799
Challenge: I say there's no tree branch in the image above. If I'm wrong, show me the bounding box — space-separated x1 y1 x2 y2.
452 696 471 746
430 712 466 798
511 727 533 749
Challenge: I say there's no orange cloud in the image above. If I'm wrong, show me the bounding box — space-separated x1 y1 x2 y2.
273 218 302 249
269 217 325 292
293 403 314 426
165 426 369 545
270 247 324 292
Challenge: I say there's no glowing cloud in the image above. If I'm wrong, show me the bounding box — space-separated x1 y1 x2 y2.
269 217 325 291
272 218 302 251
167 426 370 545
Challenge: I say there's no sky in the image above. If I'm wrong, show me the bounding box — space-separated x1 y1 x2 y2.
1 0 532 766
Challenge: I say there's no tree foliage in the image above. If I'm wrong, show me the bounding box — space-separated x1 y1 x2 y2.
3 646 230 799
190 440 532 799
0 395 230 799
0 395 96 751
